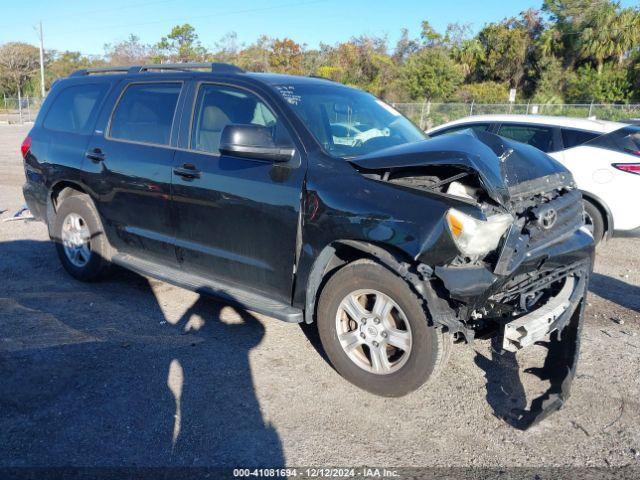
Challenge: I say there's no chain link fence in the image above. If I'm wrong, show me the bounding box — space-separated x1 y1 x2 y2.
2 96 639 130
0 96 44 124
392 102 640 130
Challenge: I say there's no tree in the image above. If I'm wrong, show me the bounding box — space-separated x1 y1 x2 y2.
401 48 463 100
565 64 632 102
104 34 152 65
392 29 419 63
313 35 398 97
451 38 485 79
269 38 304 74
155 24 206 63
454 81 509 103
45 51 105 88
477 18 530 88
532 55 566 102
420 21 442 47
237 35 271 72
213 32 242 63
0 42 40 100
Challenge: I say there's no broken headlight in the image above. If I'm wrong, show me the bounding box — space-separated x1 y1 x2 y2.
446 208 513 257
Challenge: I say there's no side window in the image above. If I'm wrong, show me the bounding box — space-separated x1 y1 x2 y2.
190 84 287 154
109 83 181 146
497 124 554 153
431 123 490 137
561 129 599 149
43 83 108 133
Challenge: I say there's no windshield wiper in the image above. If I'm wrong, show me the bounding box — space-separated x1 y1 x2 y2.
428 171 469 190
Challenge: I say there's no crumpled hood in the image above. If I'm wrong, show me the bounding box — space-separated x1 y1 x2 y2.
350 130 573 206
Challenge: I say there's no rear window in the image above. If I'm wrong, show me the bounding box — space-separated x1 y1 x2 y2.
109 83 181 146
561 129 599 149
497 124 555 153
43 83 107 133
586 126 640 156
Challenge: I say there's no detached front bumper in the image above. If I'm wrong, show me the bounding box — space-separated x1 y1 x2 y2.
428 228 594 429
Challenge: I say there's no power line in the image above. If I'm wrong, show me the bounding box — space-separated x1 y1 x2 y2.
0 0 178 29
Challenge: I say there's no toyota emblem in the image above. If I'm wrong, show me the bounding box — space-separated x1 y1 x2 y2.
538 208 558 230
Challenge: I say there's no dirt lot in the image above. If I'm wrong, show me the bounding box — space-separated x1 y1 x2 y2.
1 124 639 472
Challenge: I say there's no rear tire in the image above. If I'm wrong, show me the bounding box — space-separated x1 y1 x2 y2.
583 200 604 246
52 193 111 281
317 259 451 397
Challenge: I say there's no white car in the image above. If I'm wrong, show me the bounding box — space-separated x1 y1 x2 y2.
427 115 640 244
330 122 390 146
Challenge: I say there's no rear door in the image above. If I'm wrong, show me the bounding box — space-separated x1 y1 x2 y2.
83 80 187 265
35 80 111 186
171 81 306 303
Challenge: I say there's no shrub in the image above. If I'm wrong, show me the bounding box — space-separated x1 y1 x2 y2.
565 64 632 103
453 81 510 103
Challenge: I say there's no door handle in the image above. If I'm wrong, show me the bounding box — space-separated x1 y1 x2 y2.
86 148 106 162
173 163 201 180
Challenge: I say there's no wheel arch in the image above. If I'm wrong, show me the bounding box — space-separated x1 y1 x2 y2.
47 181 88 231
303 240 425 324
580 190 614 240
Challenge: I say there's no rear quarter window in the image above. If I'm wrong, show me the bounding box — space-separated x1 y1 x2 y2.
109 82 182 146
586 126 640 157
561 129 599 149
43 83 108 133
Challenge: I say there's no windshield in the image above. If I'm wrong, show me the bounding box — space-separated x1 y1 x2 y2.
273 83 426 158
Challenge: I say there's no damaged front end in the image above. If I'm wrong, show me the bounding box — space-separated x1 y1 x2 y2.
351 130 595 429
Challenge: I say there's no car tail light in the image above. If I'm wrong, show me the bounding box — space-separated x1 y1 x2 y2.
613 163 640 175
20 136 32 158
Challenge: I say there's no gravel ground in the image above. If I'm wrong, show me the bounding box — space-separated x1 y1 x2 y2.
1 124 639 472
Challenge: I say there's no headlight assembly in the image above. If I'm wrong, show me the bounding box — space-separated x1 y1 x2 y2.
446 208 513 257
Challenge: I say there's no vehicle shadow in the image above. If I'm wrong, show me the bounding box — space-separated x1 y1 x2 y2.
589 272 640 312
0 239 284 469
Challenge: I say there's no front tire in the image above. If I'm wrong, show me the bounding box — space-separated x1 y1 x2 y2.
583 199 604 246
317 259 451 397
52 193 111 281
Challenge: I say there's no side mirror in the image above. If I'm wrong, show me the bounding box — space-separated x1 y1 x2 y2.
219 124 295 163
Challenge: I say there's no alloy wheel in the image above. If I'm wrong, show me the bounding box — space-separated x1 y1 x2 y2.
335 289 412 375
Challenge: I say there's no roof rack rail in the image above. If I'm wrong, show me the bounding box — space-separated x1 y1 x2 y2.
70 66 133 76
71 62 244 77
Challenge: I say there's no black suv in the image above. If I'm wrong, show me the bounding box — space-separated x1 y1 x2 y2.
22 63 593 424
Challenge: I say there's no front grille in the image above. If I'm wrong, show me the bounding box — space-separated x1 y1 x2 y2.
494 188 584 276
525 189 584 249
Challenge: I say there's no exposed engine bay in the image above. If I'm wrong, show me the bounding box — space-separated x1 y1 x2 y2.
361 161 586 340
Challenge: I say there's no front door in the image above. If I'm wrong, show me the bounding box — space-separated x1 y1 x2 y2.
172 83 305 303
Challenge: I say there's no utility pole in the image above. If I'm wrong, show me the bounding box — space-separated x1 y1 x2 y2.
38 21 45 98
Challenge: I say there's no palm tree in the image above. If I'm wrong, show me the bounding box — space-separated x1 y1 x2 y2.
579 4 640 73
579 3 618 73
611 8 640 66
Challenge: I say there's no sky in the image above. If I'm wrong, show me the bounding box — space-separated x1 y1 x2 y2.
0 0 637 57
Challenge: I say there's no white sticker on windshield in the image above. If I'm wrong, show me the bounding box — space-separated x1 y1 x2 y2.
376 100 401 116
275 85 302 106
